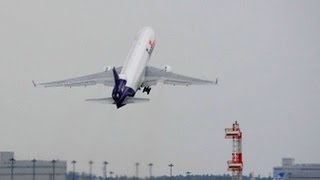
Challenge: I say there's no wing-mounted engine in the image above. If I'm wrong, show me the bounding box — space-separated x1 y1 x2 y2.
103 66 112 72
162 65 172 72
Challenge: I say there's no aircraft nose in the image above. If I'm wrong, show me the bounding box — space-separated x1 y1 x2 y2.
142 26 153 32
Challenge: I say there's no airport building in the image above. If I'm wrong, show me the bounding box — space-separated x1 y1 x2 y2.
273 158 320 180
0 152 66 180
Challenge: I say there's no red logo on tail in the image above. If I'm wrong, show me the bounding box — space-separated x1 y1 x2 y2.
149 40 155 48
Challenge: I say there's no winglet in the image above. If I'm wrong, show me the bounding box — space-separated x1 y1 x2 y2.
32 80 37 87
215 78 218 85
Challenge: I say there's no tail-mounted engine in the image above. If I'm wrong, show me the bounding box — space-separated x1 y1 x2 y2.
103 66 112 72
162 65 172 72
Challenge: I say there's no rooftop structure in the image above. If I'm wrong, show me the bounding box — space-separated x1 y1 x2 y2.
274 158 320 180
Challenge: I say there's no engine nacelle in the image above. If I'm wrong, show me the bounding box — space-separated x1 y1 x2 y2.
163 65 172 72
103 66 112 72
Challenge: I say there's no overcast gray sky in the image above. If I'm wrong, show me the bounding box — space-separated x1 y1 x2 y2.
0 0 320 177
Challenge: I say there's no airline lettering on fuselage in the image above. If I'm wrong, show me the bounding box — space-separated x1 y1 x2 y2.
146 40 155 56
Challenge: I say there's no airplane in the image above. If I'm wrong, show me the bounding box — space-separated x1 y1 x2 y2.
33 27 217 108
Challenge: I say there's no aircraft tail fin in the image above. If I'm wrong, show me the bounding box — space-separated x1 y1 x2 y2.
112 67 120 85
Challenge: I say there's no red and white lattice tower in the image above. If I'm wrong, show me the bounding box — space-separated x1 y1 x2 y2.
225 121 243 180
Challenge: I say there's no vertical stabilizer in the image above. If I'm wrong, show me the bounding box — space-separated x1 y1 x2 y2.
112 67 120 85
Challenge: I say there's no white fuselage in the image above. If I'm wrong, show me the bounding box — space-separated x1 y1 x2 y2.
119 27 155 91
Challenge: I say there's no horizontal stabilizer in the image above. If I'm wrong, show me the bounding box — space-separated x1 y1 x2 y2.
85 97 150 105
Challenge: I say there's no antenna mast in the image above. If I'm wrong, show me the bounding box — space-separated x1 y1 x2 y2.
225 121 243 180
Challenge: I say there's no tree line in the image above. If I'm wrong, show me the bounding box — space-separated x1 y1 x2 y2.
66 172 272 180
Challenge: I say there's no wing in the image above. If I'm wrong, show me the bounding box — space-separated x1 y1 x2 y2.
85 97 149 104
34 67 122 88
143 66 217 86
